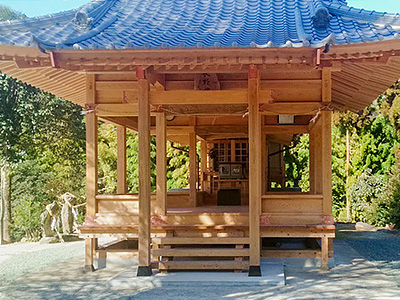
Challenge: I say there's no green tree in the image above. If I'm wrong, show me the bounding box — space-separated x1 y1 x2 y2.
0 5 25 21
0 71 85 240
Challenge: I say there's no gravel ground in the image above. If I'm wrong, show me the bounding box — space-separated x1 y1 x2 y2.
346 232 400 287
0 240 84 285
1 230 400 299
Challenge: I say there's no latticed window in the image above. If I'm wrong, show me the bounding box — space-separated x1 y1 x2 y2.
215 142 230 162
235 142 248 163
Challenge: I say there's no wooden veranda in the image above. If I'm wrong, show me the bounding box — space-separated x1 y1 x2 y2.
75 57 336 275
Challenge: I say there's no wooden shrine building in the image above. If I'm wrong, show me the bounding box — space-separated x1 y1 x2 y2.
1 0 400 276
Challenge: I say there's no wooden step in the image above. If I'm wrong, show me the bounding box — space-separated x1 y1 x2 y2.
98 249 138 253
152 236 249 245
261 249 321 258
152 248 249 257
158 260 249 271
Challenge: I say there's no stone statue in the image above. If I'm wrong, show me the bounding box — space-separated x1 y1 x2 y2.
40 201 59 237
60 193 76 234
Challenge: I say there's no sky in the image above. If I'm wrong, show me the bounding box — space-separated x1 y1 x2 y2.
0 0 399 17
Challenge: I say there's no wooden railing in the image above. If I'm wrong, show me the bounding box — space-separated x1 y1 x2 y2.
95 192 192 216
261 193 324 225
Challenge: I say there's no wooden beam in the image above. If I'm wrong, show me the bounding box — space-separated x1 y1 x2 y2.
151 126 195 135
204 134 248 140
152 236 249 245
146 66 166 89
260 102 322 115
96 104 138 117
95 81 138 91
261 249 321 258
103 117 138 131
137 72 152 275
153 248 249 257
248 65 261 275
262 125 309 135
155 112 167 215
85 74 98 270
196 126 248 135
149 89 272 105
117 126 127 194
167 126 195 134
160 104 248 116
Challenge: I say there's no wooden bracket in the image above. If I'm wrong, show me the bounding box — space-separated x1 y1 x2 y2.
49 51 60 68
136 66 146 80
248 64 259 79
84 103 97 114
151 105 165 113
316 48 322 67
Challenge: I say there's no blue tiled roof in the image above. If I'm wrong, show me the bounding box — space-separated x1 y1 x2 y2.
0 0 399 50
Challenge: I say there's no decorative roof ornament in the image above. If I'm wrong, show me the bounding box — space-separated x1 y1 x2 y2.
73 11 93 33
312 8 332 30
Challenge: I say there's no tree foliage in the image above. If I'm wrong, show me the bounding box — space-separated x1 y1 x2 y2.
284 84 400 226
0 5 26 21
0 73 86 240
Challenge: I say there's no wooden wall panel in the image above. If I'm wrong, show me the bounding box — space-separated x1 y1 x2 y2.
261 197 323 214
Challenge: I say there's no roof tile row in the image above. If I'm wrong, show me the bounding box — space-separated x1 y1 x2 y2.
0 0 399 50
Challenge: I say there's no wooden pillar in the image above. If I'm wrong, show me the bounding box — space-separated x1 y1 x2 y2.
230 140 236 162
117 125 127 194
261 133 267 194
310 118 323 195
309 125 316 194
322 68 333 270
200 140 208 192
155 112 167 215
85 74 98 272
321 110 332 215
321 236 329 271
189 130 197 206
321 68 333 218
248 65 261 276
137 68 152 276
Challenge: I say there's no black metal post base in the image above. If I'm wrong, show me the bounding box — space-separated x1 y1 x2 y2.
83 265 95 273
248 265 262 277
137 266 152 276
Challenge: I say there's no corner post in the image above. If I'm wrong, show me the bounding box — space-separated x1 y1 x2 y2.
137 67 152 276
117 125 127 194
248 65 261 276
321 110 332 216
85 74 98 272
321 68 333 270
155 112 167 215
